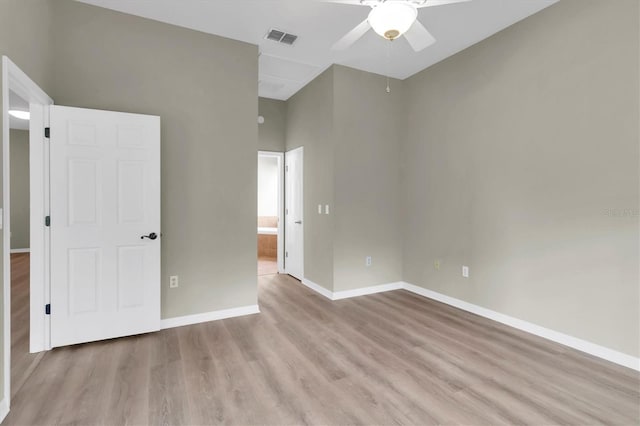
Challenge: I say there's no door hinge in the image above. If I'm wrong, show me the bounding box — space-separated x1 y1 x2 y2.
45 304 51 315
45 216 50 227
44 127 50 138
285 251 288 258
286 165 289 172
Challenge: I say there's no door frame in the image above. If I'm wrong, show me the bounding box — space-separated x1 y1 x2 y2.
284 146 304 279
258 151 284 274
2 56 53 414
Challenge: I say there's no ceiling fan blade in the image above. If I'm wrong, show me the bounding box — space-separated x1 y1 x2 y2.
403 20 436 52
415 0 471 8
332 19 372 51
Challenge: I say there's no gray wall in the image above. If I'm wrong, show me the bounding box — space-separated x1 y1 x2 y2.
284 65 405 293
10 130 29 250
402 0 639 357
51 0 259 319
286 68 335 290
332 66 403 292
0 0 55 403
258 98 286 152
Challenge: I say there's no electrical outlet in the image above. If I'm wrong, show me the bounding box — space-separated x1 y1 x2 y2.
434 260 440 270
462 266 469 278
366 256 372 267
169 275 179 288
318 204 322 214
325 204 330 215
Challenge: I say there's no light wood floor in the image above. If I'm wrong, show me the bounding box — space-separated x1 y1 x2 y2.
4 264 639 425
10 253 45 400
258 256 278 276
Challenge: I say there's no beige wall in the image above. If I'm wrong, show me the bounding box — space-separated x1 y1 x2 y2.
402 0 639 357
51 0 259 318
284 65 405 293
332 66 403 292
286 68 335 290
258 98 286 152
10 130 29 250
0 0 55 403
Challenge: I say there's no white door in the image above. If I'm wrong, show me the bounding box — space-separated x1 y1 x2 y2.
285 147 304 280
49 105 161 347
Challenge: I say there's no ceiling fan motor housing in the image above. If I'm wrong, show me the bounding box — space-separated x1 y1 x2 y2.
368 2 418 40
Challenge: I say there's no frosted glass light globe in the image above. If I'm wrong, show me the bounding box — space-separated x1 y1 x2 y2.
368 2 418 40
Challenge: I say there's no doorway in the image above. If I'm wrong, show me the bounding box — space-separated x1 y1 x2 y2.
257 151 284 276
7 90 44 400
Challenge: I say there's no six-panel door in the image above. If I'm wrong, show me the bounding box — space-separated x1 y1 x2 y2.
50 105 161 347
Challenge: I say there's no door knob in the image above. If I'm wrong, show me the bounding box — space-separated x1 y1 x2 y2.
295 220 302 224
141 232 158 240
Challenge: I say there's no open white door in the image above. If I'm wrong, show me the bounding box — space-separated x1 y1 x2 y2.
284 147 304 280
49 106 161 347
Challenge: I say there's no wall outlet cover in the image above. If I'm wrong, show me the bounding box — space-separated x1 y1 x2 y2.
169 275 179 288
462 266 469 278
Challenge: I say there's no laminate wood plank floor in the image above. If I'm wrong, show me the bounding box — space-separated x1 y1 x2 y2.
10 253 45 400
4 271 639 425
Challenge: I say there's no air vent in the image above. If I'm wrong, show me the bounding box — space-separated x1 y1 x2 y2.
265 28 298 46
280 33 298 46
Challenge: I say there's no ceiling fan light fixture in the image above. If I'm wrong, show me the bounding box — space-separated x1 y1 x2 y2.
368 2 418 40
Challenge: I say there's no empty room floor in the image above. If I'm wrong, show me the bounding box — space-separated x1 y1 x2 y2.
10 254 45 399
4 272 639 425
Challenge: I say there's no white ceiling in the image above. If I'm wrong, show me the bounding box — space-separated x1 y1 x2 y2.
9 91 29 131
76 0 557 100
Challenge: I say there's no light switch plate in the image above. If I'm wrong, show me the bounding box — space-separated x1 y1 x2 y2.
462 266 469 278
325 205 330 215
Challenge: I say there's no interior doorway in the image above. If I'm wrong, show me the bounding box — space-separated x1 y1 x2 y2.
257 151 283 276
7 91 44 399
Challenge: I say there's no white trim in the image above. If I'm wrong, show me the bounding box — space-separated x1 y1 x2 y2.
300 278 403 301
160 305 260 330
28 102 51 354
9 248 29 253
0 396 8 423
258 150 285 274
296 275 640 371
2 56 54 413
332 282 404 300
301 278 333 300
401 282 640 372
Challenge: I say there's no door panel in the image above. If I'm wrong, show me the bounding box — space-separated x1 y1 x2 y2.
50 105 161 347
285 147 304 280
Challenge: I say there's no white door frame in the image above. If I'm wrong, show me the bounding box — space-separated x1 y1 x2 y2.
284 147 304 279
1 56 53 416
258 151 284 274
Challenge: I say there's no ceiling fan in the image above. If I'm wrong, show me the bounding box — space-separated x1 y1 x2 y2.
330 0 471 52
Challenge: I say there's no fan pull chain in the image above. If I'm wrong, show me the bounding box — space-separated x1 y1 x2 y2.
386 40 391 93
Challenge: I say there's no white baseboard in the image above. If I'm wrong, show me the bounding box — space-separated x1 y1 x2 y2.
401 282 640 372
333 282 404 300
297 276 640 371
300 279 403 301
301 278 334 300
10 248 29 253
0 397 8 423
160 304 260 330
